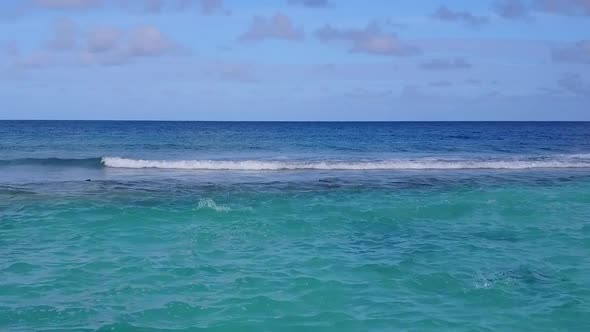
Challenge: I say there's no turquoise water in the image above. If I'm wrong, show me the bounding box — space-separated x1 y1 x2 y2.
1 121 590 331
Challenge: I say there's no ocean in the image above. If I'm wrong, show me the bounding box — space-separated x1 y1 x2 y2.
1 121 590 331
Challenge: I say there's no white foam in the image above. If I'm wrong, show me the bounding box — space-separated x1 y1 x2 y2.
567 153 590 158
197 199 230 212
101 156 590 170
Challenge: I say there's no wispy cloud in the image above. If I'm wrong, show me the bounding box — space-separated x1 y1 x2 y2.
430 80 453 87
419 57 472 70
432 5 489 27
45 18 78 51
493 0 590 19
195 0 228 15
27 0 228 15
141 0 165 13
82 26 180 65
315 22 420 56
238 13 303 43
205 62 259 83
552 40 590 64
287 0 331 8
534 0 590 16
0 41 19 57
34 0 103 10
86 26 122 53
14 50 72 69
558 73 590 97
493 0 531 19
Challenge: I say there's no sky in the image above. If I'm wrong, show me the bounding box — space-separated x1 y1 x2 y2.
0 0 589 120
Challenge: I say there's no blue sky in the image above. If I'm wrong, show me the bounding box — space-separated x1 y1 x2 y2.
0 0 589 120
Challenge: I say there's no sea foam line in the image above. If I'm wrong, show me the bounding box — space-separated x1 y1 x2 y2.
101 156 590 170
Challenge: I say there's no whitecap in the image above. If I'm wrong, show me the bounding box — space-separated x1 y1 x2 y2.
101 156 590 171
196 199 231 212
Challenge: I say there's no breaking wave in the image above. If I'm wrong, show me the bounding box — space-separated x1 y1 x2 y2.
100 156 590 170
2 156 590 171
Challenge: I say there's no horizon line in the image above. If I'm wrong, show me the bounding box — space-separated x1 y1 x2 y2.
1 119 590 123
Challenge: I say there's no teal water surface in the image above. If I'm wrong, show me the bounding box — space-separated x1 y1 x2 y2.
1 121 590 331
2 173 590 331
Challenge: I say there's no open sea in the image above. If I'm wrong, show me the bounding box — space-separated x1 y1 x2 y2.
1 121 590 331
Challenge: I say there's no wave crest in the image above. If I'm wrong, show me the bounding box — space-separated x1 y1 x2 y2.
101 156 590 170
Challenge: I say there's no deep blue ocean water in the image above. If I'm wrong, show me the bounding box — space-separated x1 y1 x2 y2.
1 121 590 331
